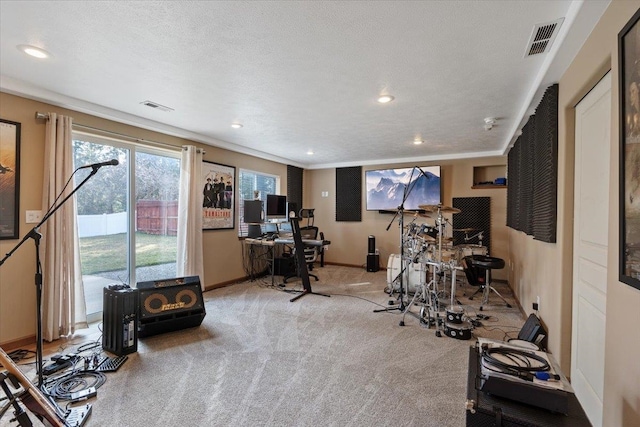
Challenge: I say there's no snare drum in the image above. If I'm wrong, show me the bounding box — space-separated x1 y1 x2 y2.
386 254 426 293
456 245 487 263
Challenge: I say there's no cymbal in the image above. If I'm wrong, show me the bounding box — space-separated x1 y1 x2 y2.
453 228 476 233
391 209 431 217
418 204 461 214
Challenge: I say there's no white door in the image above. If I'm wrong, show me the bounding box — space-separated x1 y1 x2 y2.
572 71 611 427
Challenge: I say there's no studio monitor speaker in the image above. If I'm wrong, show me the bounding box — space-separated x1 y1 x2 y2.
243 200 264 223
137 276 206 338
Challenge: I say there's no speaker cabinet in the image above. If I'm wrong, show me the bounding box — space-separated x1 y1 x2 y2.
244 200 264 223
137 276 206 338
367 254 379 272
103 286 139 355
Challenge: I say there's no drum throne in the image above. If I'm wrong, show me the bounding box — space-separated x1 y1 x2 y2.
461 255 511 311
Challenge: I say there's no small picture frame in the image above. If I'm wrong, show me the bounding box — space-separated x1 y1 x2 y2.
0 118 21 240
202 161 235 230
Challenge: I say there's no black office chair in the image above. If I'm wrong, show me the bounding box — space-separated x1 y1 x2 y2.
461 255 511 311
283 225 320 283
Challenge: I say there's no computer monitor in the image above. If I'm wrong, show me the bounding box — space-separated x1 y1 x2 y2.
266 194 287 220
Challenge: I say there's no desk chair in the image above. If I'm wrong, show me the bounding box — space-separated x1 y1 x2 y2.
461 255 511 311
283 225 320 283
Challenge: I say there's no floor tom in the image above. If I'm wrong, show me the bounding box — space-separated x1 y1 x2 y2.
456 244 487 263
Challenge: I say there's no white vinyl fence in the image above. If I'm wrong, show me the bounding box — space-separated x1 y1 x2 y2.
77 212 127 238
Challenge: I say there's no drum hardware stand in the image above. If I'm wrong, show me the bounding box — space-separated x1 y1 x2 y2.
464 230 484 249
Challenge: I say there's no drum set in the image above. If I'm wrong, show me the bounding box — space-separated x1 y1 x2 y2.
384 204 487 338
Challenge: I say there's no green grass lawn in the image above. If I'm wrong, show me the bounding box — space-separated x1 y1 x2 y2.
79 232 177 275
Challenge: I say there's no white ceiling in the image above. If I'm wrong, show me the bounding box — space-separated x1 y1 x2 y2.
0 1 610 169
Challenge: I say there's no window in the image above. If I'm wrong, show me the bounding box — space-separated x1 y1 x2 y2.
237 169 279 236
73 134 180 320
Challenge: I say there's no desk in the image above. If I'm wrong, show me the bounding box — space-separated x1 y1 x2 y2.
243 238 281 286
243 237 331 287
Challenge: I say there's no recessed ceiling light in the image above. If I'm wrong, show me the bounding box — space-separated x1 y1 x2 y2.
413 138 424 145
231 123 243 129
377 95 394 104
17 44 50 59
307 150 314 155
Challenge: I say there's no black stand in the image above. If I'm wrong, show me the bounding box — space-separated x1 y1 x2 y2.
287 217 330 302
0 372 32 426
0 166 101 388
373 168 423 317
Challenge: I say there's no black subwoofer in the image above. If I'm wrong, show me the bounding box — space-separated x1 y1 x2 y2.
137 276 206 338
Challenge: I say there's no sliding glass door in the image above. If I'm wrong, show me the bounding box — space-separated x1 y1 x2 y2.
73 135 179 319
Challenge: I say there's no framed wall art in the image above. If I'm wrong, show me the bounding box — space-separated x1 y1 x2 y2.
619 8 640 290
0 119 21 240
202 160 235 230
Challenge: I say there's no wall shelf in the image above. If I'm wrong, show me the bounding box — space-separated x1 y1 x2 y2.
473 165 506 188
471 184 507 189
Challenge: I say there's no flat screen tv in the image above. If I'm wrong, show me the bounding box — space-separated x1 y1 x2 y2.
266 194 287 219
365 166 441 211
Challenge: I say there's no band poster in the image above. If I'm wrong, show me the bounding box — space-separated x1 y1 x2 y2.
620 9 640 289
202 161 235 230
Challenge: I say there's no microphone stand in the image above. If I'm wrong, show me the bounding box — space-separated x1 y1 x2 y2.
1 165 102 389
374 168 421 318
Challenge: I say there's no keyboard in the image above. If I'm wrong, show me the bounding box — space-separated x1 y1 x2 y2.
96 355 128 372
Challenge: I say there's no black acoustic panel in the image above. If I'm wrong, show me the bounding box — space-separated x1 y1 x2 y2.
506 83 558 243
336 166 362 222
452 197 491 254
287 165 303 216
507 141 517 229
532 84 558 243
520 118 535 236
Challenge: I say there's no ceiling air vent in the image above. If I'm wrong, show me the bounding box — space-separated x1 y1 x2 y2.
524 18 564 57
140 100 174 112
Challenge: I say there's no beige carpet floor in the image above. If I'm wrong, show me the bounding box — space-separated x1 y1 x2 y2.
1 265 526 427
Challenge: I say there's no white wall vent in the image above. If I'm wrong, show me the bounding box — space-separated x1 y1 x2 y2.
524 18 564 57
140 100 174 112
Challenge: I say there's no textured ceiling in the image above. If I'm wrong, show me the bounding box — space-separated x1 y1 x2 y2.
0 1 610 169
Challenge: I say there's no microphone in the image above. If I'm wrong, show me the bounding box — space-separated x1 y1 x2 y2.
79 159 119 169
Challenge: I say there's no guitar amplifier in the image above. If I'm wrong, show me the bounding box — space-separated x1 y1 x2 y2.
137 276 206 338
103 285 139 356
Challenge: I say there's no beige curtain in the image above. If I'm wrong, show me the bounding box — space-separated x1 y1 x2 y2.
176 146 204 288
41 113 86 341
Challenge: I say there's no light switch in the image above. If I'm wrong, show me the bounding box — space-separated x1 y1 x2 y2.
321 191 329 198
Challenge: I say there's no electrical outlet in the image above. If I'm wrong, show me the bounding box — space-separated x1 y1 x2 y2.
321 191 329 198
26 210 42 223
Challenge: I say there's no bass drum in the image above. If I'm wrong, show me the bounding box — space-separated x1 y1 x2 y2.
386 254 426 294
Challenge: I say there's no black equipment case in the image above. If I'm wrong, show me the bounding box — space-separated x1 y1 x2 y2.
466 346 591 427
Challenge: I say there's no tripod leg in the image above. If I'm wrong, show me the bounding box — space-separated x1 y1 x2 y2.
489 286 512 308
